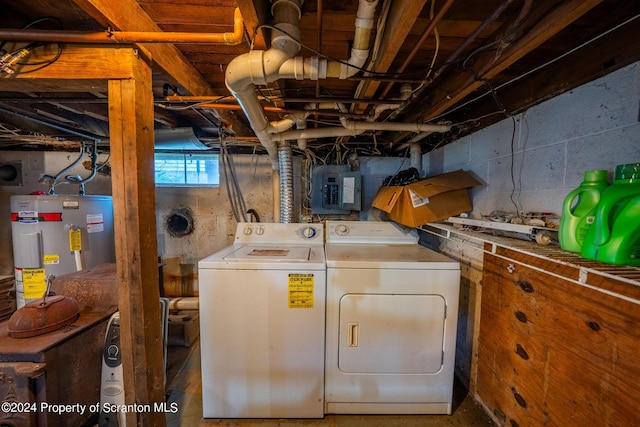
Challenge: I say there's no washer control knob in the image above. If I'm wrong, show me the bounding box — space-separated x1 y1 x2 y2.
301 226 317 239
335 224 350 236
255 226 265 235
243 226 253 235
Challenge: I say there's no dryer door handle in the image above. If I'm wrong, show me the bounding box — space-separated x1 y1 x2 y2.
347 322 359 347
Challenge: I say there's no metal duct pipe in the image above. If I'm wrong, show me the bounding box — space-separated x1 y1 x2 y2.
278 141 294 223
0 8 244 45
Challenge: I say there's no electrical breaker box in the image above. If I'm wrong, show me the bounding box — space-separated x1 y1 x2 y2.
311 165 362 214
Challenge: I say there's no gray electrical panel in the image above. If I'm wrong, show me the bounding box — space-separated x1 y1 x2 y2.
311 165 362 214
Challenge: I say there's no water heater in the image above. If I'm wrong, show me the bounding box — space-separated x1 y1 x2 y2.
10 194 116 307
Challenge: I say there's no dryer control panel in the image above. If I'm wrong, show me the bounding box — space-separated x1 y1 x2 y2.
326 220 418 244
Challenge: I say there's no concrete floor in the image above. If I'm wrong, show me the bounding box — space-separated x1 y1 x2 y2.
164 342 495 427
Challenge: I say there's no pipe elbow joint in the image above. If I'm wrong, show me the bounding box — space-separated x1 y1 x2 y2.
341 48 369 79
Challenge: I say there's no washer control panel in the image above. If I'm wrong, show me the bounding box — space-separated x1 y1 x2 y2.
235 223 323 244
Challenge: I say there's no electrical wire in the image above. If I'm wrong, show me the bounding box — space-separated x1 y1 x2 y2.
155 96 230 111
507 115 521 218
220 142 248 222
0 17 64 75
405 0 441 101
252 24 433 78
431 11 640 123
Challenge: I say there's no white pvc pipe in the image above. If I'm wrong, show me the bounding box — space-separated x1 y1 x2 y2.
225 0 303 160
168 297 199 311
339 117 451 133
410 144 422 173
225 0 450 163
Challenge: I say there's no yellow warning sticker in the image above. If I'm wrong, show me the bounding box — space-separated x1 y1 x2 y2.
288 273 314 308
23 268 46 299
69 228 82 251
43 254 60 265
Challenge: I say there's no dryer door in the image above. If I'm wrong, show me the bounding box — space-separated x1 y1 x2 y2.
338 293 446 374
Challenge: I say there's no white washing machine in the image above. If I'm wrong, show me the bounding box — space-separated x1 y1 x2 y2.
198 222 326 418
324 220 460 414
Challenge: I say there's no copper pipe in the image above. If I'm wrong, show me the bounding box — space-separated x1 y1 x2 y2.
0 8 244 45
378 0 456 99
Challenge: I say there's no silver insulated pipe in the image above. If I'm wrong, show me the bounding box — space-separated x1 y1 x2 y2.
278 141 294 223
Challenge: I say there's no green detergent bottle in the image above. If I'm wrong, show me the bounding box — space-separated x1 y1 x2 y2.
581 163 640 266
559 169 609 252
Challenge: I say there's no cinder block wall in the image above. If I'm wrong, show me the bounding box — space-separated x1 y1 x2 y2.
423 61 640 218
421 60 640 390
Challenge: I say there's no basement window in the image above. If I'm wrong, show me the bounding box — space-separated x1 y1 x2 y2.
154 153 219 187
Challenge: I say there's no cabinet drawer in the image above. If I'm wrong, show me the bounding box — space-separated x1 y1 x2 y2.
478 252 640 426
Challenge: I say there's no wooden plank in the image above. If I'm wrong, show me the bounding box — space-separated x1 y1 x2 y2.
107 51 165 426
71 0 216 96
478 252 640 426
353 0 429 113
0 46 147 91
236 0 268 50
71 0 253 136
415 0 605 122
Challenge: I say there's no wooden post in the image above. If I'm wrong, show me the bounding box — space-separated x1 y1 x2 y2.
108 48 165 426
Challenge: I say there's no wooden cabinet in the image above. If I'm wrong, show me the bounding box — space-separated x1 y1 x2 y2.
477 243 640 426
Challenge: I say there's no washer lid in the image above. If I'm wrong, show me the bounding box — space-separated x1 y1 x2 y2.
325 243 459 269
199 243 326 269
223 245 311 262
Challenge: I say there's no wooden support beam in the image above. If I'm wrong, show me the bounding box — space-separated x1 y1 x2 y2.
354 0 429 113
236 0 268 50
71 0 215 96
414 0 605 122
0 46 148 92
108 50 165 426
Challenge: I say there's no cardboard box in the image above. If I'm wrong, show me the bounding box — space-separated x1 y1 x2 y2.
372 169 481 227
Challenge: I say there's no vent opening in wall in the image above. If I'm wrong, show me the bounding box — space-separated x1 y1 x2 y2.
166 208 194 237
0 161 22 186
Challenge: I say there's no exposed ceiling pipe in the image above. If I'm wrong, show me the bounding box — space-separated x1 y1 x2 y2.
409 143 422 173
0 105 101 142
0 8 244 45
378 0 456 100
366 83 412 121
164 95 399 105
273 119 450 143
225 0 304 161
225 0 451 163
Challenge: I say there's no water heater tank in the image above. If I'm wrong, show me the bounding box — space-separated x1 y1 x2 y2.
10 195 116 307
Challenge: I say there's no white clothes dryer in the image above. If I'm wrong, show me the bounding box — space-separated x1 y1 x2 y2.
324 220 460 414
198 222 326 418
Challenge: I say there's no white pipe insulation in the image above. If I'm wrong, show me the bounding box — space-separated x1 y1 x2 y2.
225 0 381 163
224 0 452 221
410 144 422 174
